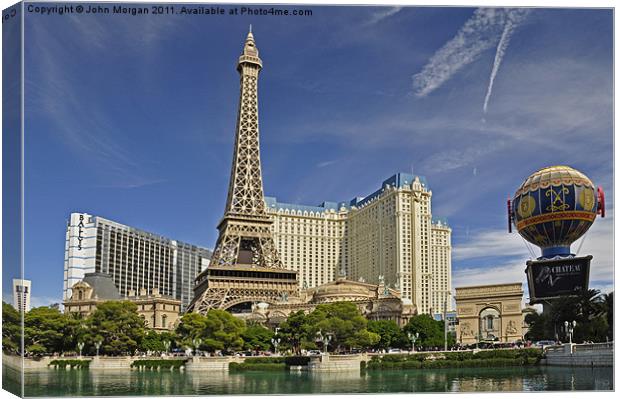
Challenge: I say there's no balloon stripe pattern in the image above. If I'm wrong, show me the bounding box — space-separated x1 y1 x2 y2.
512 166 598 257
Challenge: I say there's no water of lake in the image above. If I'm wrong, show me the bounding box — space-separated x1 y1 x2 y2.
2 365 613 396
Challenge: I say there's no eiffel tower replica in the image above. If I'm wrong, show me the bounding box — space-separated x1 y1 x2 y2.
188 28 298 314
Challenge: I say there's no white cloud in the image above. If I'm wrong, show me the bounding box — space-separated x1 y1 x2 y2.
453 261 528 289
365 7 402 26
453 210 614 295
483 9 531 113
30 296 62 309
317 160 338 168
453 228 533 261
574 211 614 283
422 140 509 173
413 8 510 97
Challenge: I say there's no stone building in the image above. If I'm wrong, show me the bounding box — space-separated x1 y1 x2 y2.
63 272 181 331
454 283 524 344
267 173 452 315
238 274 417 327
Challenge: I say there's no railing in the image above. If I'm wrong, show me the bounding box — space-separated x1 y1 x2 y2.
327 354 362 360
543 345 564 354
573 342 613 353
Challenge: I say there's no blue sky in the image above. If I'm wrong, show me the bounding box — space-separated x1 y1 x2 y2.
6 4 614 306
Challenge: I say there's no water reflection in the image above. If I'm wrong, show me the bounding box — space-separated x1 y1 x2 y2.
3 365 612 396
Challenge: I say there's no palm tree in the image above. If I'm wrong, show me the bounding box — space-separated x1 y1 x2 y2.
602 292 613 340
525 290 611 343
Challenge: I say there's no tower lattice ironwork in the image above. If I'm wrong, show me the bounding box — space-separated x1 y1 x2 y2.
188 29 298 314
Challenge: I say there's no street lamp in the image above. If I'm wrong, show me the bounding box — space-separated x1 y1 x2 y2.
271 337 281 356
94 341 102 357
443 291 452 352
564 320 577 344
316 330 332 354
192 337 202 356
408 332 419 353
77 342 85 358
163 339 171 356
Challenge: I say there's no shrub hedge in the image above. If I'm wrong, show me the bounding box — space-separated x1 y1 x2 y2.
230 356 311 371
131 359 187 369
229 362 287 372
364 349 542 370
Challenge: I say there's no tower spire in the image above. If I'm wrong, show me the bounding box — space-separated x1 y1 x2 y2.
239 26 261 69
204 29 280 269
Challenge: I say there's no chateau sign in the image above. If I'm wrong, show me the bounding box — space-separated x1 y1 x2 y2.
525 255 591 303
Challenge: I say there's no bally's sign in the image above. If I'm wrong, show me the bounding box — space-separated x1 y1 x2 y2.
77 214 85 250
525 255 591 303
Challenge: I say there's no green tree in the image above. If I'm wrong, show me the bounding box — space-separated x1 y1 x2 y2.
348 329 380 350
278 310 309 355
176 312 208 341
367 320 408 350
403 314 445 349
305 302 368 352
87 301 146 355
2 302 21 354
241 324 273 353
603 292 613 340
525 290 609 343
206 309 245 353
140 330 166 353
24 306 72 355
176 309 245 354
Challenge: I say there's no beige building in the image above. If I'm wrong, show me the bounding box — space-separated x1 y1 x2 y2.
63 273 181 331
266 173 451 315
240 274 417 327
454 283 524 344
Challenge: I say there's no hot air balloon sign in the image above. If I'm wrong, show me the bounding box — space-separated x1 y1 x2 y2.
507 166 605 303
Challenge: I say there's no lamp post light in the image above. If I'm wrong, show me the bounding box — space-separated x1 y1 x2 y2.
271 337 281 356
77 342 85 358
443 291 452 352
316 330 332 354
163 340 171 356
475 332 483 350
192 338 202 356
564 320 577 344
94 341 102 357
408 332 419 353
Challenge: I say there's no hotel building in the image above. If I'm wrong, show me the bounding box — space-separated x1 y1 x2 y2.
12 279 31 312
63 213 211 311
266 172 452 314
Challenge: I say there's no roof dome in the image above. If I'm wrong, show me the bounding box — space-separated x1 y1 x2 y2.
511 165 602 258
311 279 376 303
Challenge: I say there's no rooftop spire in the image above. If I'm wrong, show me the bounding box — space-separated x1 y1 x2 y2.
245 25 255 47
238 26 261 69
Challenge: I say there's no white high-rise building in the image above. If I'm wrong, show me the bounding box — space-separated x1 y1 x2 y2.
13 279 31 312
266 173 452 314
63 213 211 311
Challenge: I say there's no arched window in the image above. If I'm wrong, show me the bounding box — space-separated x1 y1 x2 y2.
479 307 500 340
78 291 83 300
162 314 167 328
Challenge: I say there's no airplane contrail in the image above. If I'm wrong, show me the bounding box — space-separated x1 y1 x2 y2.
483 21 514 113
483 9 530 113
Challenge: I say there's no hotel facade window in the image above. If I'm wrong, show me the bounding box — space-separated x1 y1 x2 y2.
266 173 452 314
63 212 211 311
